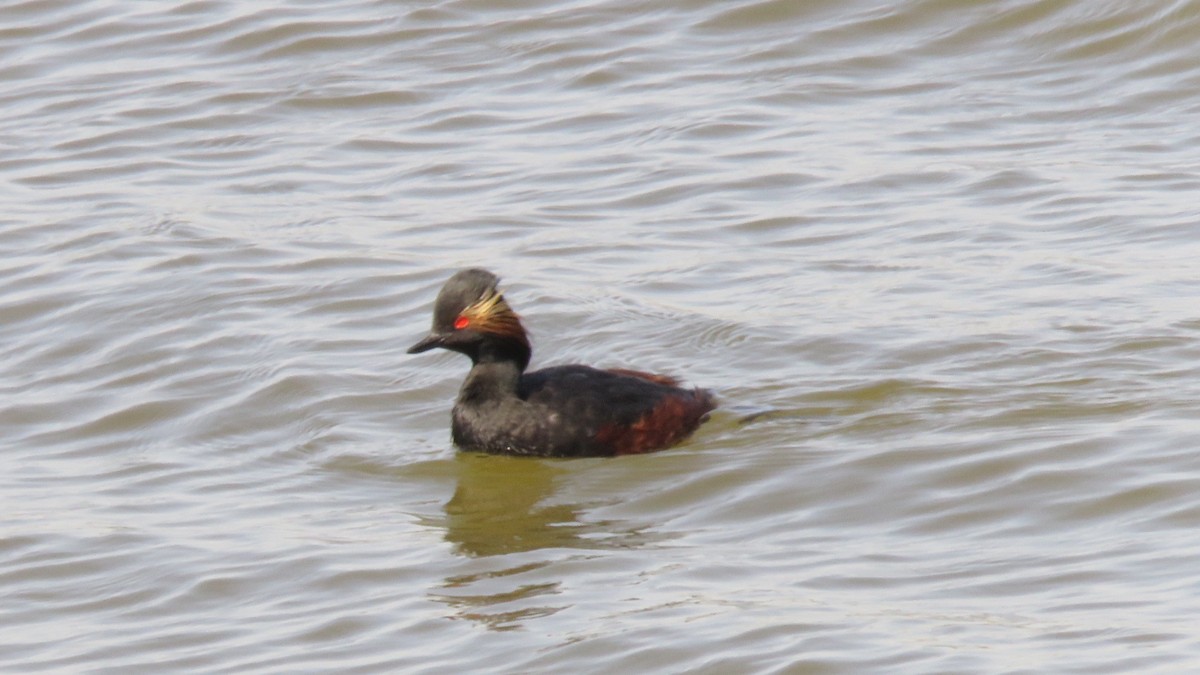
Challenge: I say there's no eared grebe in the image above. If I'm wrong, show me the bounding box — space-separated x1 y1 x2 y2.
408 269 716 457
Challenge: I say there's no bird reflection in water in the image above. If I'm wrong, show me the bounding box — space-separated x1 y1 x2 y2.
430 452 663 631
442 452 580 557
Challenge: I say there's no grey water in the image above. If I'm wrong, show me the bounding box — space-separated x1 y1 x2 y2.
3 0 1200 672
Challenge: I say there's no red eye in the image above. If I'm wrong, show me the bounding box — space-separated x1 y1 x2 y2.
453 315 469 330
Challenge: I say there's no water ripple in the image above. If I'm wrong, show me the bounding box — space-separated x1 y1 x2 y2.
4 0 1200 671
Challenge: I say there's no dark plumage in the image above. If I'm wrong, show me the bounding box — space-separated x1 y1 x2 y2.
408 269 715 457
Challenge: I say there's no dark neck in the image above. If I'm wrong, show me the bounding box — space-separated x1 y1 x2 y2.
472 335 531 373
459 358 522 404
457 336 530 404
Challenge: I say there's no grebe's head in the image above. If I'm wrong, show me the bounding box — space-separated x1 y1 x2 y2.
407 268 530 369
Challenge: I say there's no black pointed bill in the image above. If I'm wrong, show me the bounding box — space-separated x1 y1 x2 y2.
407 333 446 354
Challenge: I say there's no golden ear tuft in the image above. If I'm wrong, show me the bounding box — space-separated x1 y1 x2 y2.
461 288 524 338
471 287 505 315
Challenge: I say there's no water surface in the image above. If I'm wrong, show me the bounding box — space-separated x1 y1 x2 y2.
3 0 1200 672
